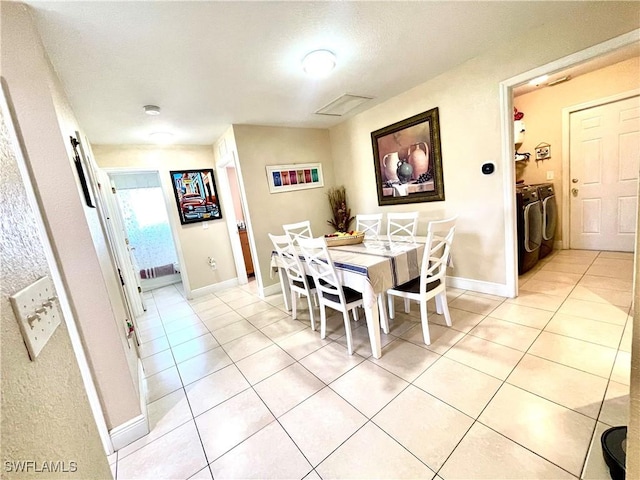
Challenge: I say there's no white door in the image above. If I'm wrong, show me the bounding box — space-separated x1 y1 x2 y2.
569 95 640 251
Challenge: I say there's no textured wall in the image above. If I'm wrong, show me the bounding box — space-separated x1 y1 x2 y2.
1 111 111 478
1 2 141 430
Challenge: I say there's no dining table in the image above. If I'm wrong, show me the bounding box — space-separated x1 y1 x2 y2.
270 236 427 359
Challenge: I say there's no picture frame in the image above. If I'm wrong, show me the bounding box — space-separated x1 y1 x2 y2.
70 135 96 208
265 163 324 194
170 169 223 225
371 107 445 206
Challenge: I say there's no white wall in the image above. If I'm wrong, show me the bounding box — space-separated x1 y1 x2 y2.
1 2 142 430
329 2 640 290
93 145 237 295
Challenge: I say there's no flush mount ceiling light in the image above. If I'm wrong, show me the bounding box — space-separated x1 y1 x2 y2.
144 105 161 115
149 131 174 144
529 75 549 86
302 50 336 77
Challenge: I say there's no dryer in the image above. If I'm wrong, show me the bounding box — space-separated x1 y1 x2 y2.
516 184 543 274
532 183 557 259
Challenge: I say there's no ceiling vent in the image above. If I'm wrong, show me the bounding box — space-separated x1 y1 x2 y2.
315 94 373 116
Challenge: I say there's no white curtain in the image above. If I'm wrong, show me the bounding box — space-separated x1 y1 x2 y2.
112 173 178 272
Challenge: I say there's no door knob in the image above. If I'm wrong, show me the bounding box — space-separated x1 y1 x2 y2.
572 188 579 197
572 178 579 183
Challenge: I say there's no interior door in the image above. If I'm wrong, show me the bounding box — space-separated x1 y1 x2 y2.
569 95 640 251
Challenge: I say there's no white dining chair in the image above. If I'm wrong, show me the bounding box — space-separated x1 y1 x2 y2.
387 212 419 242
283 220 313 246
298 237 363 355
386 216 457 345
269 233 317 330
355 213 383 238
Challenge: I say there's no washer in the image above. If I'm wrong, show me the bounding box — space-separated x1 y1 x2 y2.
516 184 543 274
532 182 557 259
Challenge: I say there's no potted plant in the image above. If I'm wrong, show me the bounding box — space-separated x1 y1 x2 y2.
327 186 355 233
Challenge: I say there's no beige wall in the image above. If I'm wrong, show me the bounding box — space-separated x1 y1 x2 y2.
329 3 640 287
1 87 111 480
228 125 336 290
1 2 141 430
515 56 640 244
93 145 237 293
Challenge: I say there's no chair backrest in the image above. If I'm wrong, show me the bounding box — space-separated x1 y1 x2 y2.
297 237 346 306
355 213 383 238
269 233 309 289
387 212 419 239
283 220 313 245
420 216 457 285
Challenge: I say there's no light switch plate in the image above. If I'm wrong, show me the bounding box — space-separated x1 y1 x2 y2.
9 276 62 360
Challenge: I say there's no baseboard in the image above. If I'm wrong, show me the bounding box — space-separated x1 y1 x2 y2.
447 276 511 298
554 240 564 250
188 278 239 299
262 282 282 297
109 413 149 451
141 274 181 292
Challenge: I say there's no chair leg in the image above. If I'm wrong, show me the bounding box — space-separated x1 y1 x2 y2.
378 294 390 333
320 305 327 339
435 295 443 314
439 292 453 327
342 311 354 355
352 308 359 322
306 294 316 331
404 298 411 313
420 301 431 345
388 294 395 319
291 292 298 320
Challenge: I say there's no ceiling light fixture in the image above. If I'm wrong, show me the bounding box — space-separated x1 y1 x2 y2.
302 50 336 77
528 75 549 86
144 105 161 115
149 131 174 144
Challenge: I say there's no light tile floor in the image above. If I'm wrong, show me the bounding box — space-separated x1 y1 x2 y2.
112 249 633 479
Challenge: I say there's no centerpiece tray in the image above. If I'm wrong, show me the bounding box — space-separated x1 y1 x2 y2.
324 232 364 247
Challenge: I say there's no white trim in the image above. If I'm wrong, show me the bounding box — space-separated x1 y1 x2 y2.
447 276 512 298
555 240 564 250
0 81 114 453
215 151 249 286
561 88 640 249
140 274 181 292
500 29 640 298
109 414 149 451
262 282 283 298
189 278 239 298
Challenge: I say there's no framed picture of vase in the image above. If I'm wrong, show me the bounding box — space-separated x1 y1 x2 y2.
371 107 445 206
265 163 324 194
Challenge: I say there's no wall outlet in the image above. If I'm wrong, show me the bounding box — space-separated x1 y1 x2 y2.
546 171 554 180
535 145 551 160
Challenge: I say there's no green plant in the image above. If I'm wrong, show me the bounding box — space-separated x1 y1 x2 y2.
327 186 355 233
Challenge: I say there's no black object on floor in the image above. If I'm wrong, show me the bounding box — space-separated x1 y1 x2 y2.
601 426 626 480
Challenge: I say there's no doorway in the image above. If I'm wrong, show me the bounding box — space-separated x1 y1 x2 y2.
109 171 182 292
501 31 640 297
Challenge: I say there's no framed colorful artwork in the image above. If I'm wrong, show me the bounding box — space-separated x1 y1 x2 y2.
170 169 222 225
265 163 324 194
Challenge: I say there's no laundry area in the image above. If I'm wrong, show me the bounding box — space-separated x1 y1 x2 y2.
513 52 639 275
